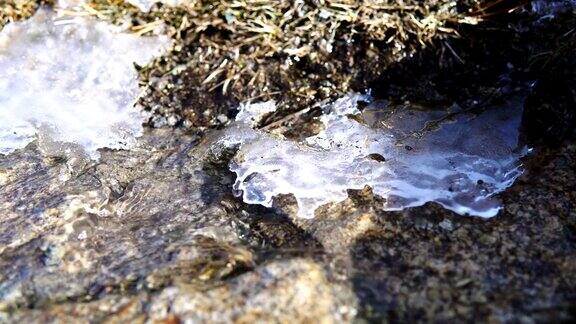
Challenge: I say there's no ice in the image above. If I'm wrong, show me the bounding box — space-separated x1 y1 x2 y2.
220 94 528 218
0 9 170 159
126 0 186 12
56 0 86 8
235 101 277 127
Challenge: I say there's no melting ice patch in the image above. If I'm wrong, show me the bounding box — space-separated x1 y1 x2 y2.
221 94 528 218
0 9 170 159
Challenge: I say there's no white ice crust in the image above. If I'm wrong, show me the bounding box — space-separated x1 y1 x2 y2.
0 9 170 159
235 100 277 127
127 0 186 12
221 94 528 218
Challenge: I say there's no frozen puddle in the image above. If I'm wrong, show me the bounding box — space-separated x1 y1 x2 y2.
220 94 528 218
0 8 169 159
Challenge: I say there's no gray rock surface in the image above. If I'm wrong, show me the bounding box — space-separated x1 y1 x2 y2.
0 129 249 309
6 258 357 323
1 127 575 322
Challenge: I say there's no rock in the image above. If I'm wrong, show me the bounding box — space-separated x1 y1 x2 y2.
148 258 357 323
264 145 576 322
1 120 576 323
0 128 250 309
4 258 357 323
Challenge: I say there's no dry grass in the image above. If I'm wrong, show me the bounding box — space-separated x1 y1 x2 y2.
87 0 482 126
0 0 54 27
1 0 501 127
149 0 466 96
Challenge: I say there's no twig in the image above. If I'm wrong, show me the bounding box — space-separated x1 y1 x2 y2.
444 41 464 64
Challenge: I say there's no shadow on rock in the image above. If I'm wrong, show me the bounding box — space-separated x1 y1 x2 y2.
347 141 576 321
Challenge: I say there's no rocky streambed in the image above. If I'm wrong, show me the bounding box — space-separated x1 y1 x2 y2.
1 0 575 322
1 118 575 322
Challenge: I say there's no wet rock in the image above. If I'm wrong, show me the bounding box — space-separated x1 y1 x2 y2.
0 128 250 309
4 258 357 323
1 124 576 322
